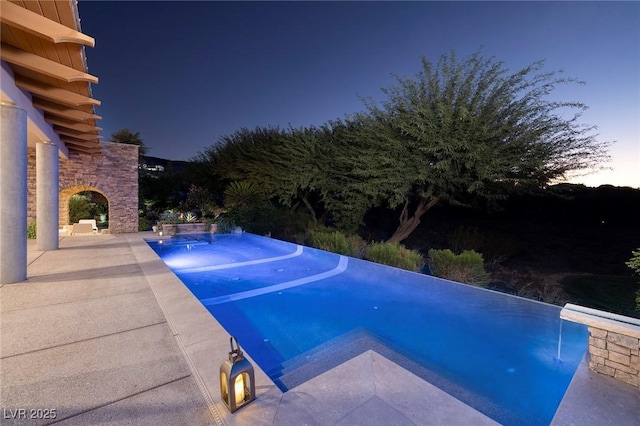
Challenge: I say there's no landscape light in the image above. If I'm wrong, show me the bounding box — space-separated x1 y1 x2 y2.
220 336 255 413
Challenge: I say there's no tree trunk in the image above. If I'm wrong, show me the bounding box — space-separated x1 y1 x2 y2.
300 195 317 223
386 196 442 244
289 200 301 213
318 208 329 226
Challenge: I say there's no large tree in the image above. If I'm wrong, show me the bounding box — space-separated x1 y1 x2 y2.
111 128 149 157
354 51 610 243
194 126 335 224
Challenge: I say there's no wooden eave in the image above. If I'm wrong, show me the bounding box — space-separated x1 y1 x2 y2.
54 126 103 141
59 134 100 147
45 114 102 133
59 139 100 154
33 98 101 122
15 76 100 107
1 1 102 154
0 1 94 46
1 43 98 83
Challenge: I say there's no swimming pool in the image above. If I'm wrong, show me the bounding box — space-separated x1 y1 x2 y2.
147 233 588 425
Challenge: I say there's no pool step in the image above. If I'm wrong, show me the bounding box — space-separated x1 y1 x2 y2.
270 329 511 424
270 328 394 391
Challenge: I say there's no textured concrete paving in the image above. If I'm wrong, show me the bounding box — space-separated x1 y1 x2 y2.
552 354 640 425
2 233 638 425
0 236 216 425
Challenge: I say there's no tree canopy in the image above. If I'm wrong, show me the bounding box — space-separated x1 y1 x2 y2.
346 51 610 241
193 51 610 242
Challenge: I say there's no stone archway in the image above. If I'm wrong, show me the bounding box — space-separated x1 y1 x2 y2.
59 185 110 230
27 142 139 234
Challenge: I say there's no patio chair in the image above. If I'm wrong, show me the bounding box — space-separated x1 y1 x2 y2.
79 219 98 233
72 223 94 235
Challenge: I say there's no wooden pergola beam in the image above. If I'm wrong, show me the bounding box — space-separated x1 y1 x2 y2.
60 136 100 153
45 114 102 133
67 145 100 155
15 76 101 107
33 99 101 122
1 43 98 83
0 1 95 47
53 126 103 141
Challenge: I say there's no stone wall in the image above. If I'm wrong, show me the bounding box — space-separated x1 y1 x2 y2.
588 327 640 388
27 142 138 233
560 304 640 389
161 223 208 235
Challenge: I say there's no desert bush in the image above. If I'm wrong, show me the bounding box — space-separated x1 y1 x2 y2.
447 226 518 266
346 234 368 258
626 248 640 275
366 242 424 272
27 222 36 239
223 181 275 235
517 282 567 305
227 205 276 235
625 248 640 312
428 249 491 286
213 217 236 234
138 216 150 231
309 228 366 258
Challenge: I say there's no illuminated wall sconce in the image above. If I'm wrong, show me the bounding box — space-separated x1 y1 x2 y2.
158 230 163 237
220 336 255 413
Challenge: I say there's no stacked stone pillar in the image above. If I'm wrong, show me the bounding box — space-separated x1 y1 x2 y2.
561 304 640 389
588 327 640 388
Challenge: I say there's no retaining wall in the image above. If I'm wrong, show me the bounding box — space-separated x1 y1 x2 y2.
561 304 640 388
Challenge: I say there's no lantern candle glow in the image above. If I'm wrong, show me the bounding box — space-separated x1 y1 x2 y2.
220 336 255 413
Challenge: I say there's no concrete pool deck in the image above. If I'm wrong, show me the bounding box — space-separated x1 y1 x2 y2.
1 233 638 425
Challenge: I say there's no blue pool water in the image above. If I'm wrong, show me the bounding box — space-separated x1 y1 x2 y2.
147 233 588 425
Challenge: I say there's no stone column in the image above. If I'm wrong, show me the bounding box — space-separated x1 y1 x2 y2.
0 102 27 284
36 141 59 251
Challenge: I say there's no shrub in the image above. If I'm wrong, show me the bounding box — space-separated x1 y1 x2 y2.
366 242 424 272
224 181 266 209
626 248 640 275
346 234 368 259
625 248 640 312
309 228 366 258
428 249 491 286
517 282 567 305
185 212 198 223
27 222 36 239
228 205 275 235
138 216 150 231
213 217 236 234
69 194 92 224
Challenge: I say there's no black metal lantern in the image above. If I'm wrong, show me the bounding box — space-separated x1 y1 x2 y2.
220 336 255 413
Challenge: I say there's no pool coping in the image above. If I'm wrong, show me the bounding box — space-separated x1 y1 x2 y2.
129 232 640 425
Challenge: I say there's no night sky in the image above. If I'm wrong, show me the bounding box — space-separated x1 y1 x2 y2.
79 1 639 188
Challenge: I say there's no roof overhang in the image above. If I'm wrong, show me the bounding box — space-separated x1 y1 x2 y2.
0 0 101 156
